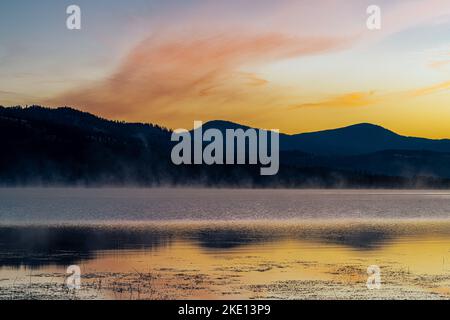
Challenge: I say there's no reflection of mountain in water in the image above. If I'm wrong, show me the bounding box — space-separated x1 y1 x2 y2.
2 224 448 268
188 228 392 250
0 226 173 268
313 229 394 250
190 229 283 249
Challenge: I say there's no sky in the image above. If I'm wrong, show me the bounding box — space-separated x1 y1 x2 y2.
0 0 449 138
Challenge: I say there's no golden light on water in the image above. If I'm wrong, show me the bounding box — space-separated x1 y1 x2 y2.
3 221 447 299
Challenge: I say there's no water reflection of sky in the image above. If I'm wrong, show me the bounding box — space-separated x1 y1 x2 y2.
1 222 450 269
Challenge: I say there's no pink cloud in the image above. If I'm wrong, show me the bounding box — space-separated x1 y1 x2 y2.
50 32 350 127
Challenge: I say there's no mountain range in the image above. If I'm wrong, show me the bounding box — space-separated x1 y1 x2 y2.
202 120 450 155
2 105 450 188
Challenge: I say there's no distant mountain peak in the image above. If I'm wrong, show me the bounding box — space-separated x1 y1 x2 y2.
344 123 387 130
200 120 395 137
304 123 396 136
199 120 252 131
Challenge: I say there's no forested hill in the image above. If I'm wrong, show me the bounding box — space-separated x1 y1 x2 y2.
2 105 450 188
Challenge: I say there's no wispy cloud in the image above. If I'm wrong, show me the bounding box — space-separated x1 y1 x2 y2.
429 60 450 70
50 32 350 127
289 78 450 111
34 0 449 136
290 91 378 109
429 51 450 71
409 80 450 97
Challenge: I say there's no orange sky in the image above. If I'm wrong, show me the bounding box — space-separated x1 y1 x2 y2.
1 0 449 138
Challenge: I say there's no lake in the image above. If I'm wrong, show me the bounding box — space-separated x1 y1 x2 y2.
0 188 450 299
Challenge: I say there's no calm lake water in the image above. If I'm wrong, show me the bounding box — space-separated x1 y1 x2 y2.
0 188 450 299
1 188 450 222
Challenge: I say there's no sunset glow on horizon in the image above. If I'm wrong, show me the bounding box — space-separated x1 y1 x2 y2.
0 0 449 138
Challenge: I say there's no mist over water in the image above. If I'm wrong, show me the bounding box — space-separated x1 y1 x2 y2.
1 188 450 223
1 188 450 299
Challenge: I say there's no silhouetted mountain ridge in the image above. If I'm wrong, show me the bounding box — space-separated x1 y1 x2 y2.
200 120 450 156
2 105 450 187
